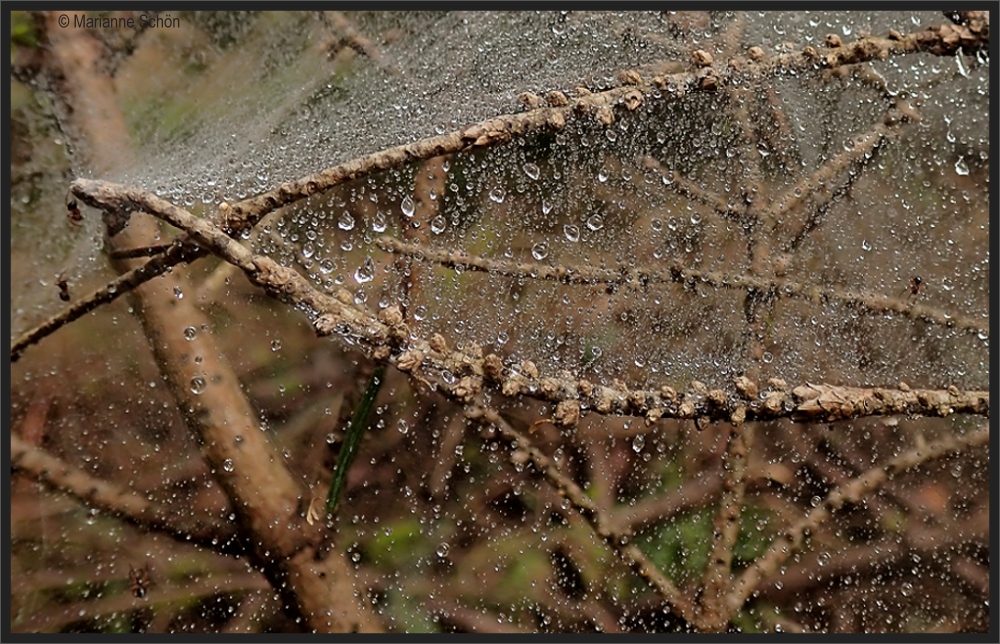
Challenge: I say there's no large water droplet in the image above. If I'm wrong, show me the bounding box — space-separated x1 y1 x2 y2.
183 326 197 341
338 211 355 230
372 211 387 232
401 196 415 218
531 242 549 260
190 376 206 394
430 215 447 234
354 257 375 283
586 215 603 231
563 224 580 242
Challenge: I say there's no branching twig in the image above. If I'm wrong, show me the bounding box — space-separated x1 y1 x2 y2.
465 404 696 623
721 424 990 618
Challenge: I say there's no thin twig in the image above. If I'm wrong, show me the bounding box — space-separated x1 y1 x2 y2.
10 241 204 362
698 422 752 631
107 243 175 259
378 236 988 338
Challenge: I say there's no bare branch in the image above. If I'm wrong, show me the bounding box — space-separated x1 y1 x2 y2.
11 433 241 555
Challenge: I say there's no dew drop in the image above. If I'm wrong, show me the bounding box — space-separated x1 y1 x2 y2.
489 188 506 203
586 215 604 231
354 257 376 284
271 339 281 352
190 376 206 394
523 163 540 180
372 211 387 232
563 224 580 242
222 459 235 473
338 212 355 231
183 326 197 341
430 215 447 234
401 196 415 218
531 241 549 260
955 157 970 176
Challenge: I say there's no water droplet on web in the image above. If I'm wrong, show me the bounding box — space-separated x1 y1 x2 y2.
430 215 447 234
173 286 184 299
338 212 355 230
436 543 450 558
955 157 970 176
531 241 549 260
183 326 197 341
651 218 663 232
222 459 234 473
586 215 603 231
354 257 375 283
955 50 970 77
372 211 387 232
190 376 206 394
563 224 580 242
542 198 553 215
489 188 506 203
271 339 281 352
523 163 540 180
320 258 335 274
401 196 415 218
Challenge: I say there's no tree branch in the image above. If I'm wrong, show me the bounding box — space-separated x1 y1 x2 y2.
11 433 242 555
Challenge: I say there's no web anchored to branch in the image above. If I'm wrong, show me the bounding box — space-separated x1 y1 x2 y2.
11 11 989 634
